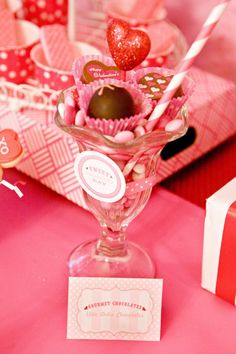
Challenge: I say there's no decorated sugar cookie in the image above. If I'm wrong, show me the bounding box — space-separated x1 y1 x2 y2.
0 129 24 197
0 129 24 169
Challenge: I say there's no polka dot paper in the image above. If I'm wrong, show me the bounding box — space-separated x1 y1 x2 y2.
67 277 163 341
0 20 39 84
20 0 67 27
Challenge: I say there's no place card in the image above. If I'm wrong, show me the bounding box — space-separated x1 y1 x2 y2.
67 277 163 341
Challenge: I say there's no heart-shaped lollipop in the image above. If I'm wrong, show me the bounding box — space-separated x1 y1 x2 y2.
107 19 151 71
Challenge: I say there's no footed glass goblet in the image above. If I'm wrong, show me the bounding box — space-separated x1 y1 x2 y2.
55 91 188 278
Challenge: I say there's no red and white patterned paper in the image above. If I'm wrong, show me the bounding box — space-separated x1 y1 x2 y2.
0 8 16 47
0 67 236 209
0 20 39 84
40 24 74 71
18 0 67 27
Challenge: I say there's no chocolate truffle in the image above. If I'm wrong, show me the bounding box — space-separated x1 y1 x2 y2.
87 85 135 120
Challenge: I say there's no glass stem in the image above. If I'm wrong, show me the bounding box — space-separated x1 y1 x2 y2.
95 224 128 258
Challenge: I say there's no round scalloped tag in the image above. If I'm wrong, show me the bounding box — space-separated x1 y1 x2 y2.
74 151 126 203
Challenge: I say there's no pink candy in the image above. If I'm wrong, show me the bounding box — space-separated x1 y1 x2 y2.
134 126 146 137
57 101 76 125
58 103 65 118
165 119 183 132
64 104 76 125
133 163 145 174
75 111 85 126
114 131 135 143
63 92 76 124
65 94 75 107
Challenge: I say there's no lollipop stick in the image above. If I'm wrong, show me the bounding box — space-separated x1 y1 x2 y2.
146 0 231 132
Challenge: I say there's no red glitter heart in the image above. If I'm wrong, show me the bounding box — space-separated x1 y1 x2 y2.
107 19 151 71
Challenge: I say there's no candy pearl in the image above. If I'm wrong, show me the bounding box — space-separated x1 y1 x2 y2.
114 130 135 143
65 94 75 107
75 110 85 126
133 163 145 174
165 119 183 132
134 126 146 137
132 171 145 181
58 103 65 118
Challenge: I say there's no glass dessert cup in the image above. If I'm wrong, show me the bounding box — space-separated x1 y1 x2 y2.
55 92 188 278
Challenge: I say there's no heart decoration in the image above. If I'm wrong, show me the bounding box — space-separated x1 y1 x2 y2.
107 19 151 71
0 129 23 168
82 60 125 83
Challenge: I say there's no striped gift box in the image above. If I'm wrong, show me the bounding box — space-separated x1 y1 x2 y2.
0 67 236 209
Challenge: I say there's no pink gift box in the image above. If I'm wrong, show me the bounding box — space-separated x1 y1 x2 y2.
202 178 236 306
0 67 236 208
0 19 39 84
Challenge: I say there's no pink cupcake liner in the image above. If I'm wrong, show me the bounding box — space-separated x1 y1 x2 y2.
72 54 126 91
78 78 152 136
131 66 194 120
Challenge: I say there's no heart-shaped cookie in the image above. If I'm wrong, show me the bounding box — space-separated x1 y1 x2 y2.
82 60 125 83
0 129 23 168
107 19 151 71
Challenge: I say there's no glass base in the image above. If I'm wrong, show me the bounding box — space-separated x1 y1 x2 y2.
68 240 156 278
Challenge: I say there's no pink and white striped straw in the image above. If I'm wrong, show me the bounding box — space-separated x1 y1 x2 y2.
146 0 231 132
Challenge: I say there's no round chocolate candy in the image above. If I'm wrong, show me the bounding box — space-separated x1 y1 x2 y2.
87 85 135 120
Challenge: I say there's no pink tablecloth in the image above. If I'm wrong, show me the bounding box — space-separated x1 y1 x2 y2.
0 169 235 354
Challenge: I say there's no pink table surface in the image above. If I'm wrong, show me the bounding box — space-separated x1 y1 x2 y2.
0 168 235 354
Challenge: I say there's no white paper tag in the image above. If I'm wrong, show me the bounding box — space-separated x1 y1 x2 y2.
67 277 163 341
74 151 126 203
